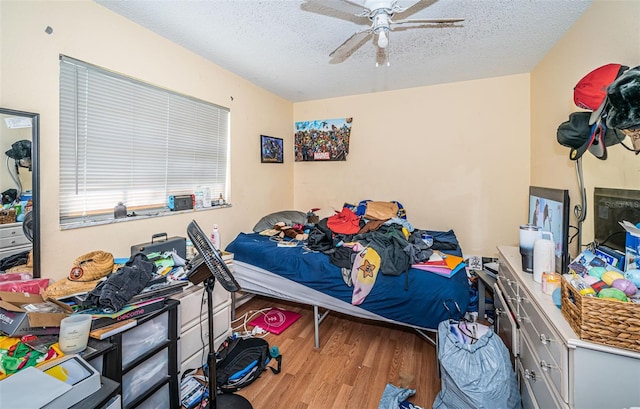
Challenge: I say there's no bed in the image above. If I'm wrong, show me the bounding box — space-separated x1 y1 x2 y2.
225 225 471 348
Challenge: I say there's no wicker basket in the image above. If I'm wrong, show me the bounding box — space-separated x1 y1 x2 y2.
561 275 640 352
0 208 16 224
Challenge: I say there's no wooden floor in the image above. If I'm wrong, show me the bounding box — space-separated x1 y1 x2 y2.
232 295 441 409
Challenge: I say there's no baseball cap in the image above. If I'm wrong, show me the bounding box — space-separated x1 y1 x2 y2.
606 65 640 130
574 63 628 125
557 112 623 160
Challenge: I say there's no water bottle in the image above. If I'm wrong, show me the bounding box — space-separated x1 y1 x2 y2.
203 187 212 208
186 239 196 259
194 187 204 209
211 224 220 250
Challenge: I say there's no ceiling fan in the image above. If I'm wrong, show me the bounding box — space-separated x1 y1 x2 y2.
304 0 464 65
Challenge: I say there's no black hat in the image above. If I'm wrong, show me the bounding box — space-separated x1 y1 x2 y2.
606 66 640 130
557 112 624 160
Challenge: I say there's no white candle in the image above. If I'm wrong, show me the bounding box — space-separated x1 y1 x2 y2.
58 314 92 354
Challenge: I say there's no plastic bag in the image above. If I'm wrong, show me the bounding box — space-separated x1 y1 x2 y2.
433 320 521 409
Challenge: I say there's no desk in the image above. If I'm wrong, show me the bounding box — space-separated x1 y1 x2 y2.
476 269 496 320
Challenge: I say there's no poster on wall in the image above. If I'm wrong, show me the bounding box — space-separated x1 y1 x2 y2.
294 117 352 161
260 135 284 163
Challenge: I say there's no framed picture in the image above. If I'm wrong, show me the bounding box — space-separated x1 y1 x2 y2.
260 135 284 163
294 117 352 161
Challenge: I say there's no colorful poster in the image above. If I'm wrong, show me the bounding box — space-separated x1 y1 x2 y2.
294 117 352 161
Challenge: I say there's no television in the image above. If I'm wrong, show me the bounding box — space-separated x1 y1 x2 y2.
528 186 570 274
594 187 640 252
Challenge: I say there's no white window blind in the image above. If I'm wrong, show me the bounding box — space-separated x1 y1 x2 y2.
59 56 229 227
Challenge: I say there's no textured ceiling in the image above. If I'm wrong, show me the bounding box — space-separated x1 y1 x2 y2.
95 0 592 102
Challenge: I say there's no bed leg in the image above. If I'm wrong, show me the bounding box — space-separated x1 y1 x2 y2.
314 305 320 349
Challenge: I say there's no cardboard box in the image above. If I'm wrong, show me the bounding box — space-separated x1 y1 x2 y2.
618 221 640 272
0 292 72 337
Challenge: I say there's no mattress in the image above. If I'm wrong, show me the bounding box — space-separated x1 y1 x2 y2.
226 231 470 330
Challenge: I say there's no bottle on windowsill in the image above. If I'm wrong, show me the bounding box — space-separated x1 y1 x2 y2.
217 193 225 206
211 224 220 250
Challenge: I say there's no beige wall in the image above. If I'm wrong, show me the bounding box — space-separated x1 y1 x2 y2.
531 0 640 258
1 0 293 280
3 0 638 280
294 75 531 258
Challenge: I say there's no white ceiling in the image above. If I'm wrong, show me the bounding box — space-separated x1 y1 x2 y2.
95 0 592 102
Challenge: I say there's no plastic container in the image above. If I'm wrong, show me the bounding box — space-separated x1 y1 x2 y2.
211 224 220 250
541 272 561 295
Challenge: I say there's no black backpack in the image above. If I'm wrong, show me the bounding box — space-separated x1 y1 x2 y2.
215 336 281 392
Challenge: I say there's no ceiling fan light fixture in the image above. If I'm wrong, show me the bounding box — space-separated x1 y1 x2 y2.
377 30 388 48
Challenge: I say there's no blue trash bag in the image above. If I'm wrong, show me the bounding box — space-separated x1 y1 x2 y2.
433 320 521 409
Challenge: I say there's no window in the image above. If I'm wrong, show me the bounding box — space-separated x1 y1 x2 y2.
59 56 229 228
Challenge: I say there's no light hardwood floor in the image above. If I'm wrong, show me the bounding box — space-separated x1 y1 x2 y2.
232 295 441 409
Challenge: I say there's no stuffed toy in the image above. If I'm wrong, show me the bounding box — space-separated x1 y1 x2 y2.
273 222 308 241
607 66 640 130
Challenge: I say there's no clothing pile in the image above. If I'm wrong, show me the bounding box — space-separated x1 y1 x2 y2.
303 200 461 304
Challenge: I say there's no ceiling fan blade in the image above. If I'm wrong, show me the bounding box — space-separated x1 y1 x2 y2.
302 0 370 18
392 18 465 26
393 0 438 19
329 28 372 58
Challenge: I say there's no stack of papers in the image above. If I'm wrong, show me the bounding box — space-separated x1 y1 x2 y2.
412 251 465 278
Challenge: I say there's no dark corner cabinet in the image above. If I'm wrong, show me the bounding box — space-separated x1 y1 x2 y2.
95 299 180 409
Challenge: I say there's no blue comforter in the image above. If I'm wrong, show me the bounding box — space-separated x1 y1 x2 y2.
226 231 470 329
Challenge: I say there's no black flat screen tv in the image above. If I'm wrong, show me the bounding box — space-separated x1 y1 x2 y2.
528 186 570 274
594 187 640 252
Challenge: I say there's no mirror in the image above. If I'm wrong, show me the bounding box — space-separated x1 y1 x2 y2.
0 108 39 278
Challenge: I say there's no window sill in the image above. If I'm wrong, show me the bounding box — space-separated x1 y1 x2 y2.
60 204 231 231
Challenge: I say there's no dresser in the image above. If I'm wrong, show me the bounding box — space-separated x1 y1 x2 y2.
170 252 233 375
495 246 640 409
0 222 30 260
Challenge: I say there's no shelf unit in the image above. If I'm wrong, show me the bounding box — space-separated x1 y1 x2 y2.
102 299 180 409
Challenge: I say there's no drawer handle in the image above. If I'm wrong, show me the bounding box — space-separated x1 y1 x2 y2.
539 333 551 345
524 369 537 382
539 360 556 372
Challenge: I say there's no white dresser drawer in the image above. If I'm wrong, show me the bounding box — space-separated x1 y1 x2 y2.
497 263 519 312
179 305 230 364
0 223 25 239
519 334 566 409
173 284 230 330
0 243 31 260
0 234 30 248
518 292 565 395
179 328 231 374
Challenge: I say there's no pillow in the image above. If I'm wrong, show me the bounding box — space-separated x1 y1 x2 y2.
252 210 307 232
